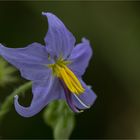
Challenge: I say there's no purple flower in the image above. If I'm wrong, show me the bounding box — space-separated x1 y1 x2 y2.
0 12 97 117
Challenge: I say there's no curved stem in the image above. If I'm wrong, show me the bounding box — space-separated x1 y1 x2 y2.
0 81 32 122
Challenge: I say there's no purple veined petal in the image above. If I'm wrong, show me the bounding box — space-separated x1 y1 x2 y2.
14 76 64 117
42 12 76 59
68 38 93 76
0 43 52 81
72 78 97 110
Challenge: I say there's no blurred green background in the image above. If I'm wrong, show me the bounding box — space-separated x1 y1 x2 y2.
0 1 140 139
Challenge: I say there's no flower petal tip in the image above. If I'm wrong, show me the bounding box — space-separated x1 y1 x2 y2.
0 43 4 48
82 37 90 45
42 12 46 16
14 95 19 100
42 12 53 17
14 95 31 118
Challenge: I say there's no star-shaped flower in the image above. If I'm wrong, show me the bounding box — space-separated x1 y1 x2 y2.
0 12 97 117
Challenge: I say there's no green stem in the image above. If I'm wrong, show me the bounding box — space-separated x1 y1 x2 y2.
0 81 32 121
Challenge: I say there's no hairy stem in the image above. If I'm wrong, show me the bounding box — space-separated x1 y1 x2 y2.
0 81 32 121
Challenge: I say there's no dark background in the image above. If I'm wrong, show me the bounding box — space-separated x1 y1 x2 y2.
0 1 140 139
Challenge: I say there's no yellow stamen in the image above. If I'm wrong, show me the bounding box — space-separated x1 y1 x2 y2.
60 68 77 94
64 66 84 91
48 58 84 95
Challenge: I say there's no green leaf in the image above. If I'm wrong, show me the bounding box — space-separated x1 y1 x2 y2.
0 58 17 86
43 100 75 140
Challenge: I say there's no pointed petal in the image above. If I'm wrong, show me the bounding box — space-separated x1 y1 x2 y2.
42 12 76 59
14 76 64 117
0 43 52 81
68 38 93 76
72 78 97 110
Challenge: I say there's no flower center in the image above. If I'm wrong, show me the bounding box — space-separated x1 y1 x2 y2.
48 57 84 95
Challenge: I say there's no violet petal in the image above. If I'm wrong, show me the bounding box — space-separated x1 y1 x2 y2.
42 12 76 59
14 76 65 117
68 38 93 76
72 78 97 109
0 43 52 81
